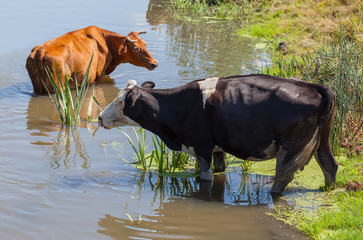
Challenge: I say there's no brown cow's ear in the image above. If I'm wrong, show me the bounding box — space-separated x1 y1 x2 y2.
118 39 128 55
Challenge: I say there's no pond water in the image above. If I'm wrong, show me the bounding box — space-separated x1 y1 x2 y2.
0 0 306 239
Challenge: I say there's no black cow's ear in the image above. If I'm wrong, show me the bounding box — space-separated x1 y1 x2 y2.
141 81 155 89
129 88 140 107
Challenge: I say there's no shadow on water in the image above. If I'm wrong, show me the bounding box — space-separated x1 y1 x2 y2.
48 126 90 169
97 172 306 240
26 83 120 135
131 171 274 206
25 83 121 169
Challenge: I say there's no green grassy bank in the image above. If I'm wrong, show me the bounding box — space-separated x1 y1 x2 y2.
170 0 362 55
252 154 363 239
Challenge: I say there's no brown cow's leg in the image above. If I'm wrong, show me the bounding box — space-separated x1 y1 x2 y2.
213 151 226 172
42 57 60 94
26 56 46 95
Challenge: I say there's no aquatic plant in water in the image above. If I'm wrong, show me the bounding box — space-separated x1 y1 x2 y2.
43 55 97 125
150 134 195 174
120 127 196 175
120 127 150 171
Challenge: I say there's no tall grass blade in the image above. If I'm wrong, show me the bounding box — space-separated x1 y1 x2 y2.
41 74 64 124
44 55 95 125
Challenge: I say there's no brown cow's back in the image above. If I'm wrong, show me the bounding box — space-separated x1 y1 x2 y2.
26 26 108 95
26 26 158 95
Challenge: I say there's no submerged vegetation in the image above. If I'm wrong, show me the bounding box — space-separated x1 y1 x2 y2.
169 0 257 22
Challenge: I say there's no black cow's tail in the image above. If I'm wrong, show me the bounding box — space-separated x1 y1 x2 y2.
311 83 336 146
274 83 335 183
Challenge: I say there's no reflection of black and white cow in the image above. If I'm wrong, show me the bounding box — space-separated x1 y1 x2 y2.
98 74 338 193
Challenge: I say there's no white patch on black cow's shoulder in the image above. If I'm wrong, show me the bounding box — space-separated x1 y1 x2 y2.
197 77 219 108
182 145 196 157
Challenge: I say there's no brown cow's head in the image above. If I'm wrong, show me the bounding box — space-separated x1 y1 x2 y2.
119 31 158 70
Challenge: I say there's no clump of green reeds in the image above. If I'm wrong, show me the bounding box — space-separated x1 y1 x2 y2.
150 134 194 173
226 153 253 172
265 29 362 155
120 127 150 170
43 55 97 125
120 127 195 174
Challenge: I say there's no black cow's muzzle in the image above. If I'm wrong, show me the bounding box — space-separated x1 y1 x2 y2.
98 116 105 128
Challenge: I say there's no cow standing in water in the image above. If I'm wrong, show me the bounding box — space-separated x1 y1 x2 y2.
98 75 338 193
26 26 158 95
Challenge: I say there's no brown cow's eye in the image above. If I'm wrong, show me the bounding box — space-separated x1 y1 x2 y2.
133 46 140 52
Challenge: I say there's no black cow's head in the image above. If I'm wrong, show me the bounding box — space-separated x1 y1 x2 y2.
98 80 155 129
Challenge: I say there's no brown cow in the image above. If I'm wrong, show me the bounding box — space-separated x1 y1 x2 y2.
26 26 158 95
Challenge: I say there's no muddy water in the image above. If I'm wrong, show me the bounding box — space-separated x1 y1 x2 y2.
0 0 305 239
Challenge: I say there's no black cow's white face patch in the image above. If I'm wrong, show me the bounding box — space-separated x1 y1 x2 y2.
197 77 219 108
99 80 140 128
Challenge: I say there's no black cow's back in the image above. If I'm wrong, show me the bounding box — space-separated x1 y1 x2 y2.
206 75 323 160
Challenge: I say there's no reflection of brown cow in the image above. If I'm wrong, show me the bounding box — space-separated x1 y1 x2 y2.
26 83 120 136
26 26 158 95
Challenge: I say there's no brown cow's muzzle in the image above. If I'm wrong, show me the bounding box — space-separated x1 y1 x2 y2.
149 60 158 70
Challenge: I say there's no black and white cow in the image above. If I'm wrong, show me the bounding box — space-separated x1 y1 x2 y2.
98 74 338 193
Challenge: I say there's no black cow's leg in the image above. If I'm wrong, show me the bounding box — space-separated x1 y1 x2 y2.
198 156 213 180
213 151 226 172
195 147 213 181
271 146 296 193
